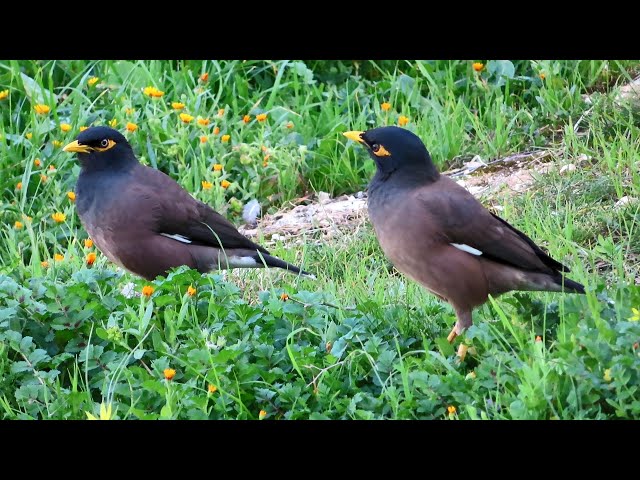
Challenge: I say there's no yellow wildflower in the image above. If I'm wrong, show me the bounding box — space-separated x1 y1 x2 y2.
164 368 176 381
201 181 213 190
208 384 217 394
16 182 22 190
629 307 640 322
221 134 230 143
200 72 209 82
197 117 210 126
60 123 72 132
180 113 194 124
172 102 185 110
88 77 99 86
109 119 117 127
213 126 220 135
142 285 155 297
217 108 225 117
398 116 409 127
54 253 64 262
221 180 231 189
126 122 138 132
14 221 23 230
381 102 391 111
472 62 484 72
539 73 546 80
67 191 76 202
85 238 94 248
286 121 294 129
447 405 456 415
200 135 208 143
0 89 8 100
41 261 49 268
86 252 97 265
34 158 42 167
125 108 135 115
26 132 33 140
213 163 223 171
603 369 612 382
143 86 164 98
34 104 50 115
40 174 47 183
52 140 63 148
280 293 289 301
79 126 88 132
187 285 197 296
256 113 267 122
86 402 114 420
243 115 250 124
258 410 267 420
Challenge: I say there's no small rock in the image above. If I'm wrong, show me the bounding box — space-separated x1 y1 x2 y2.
317 192 331 204
576 154 591 163
559 164 577 175
614 196 637 209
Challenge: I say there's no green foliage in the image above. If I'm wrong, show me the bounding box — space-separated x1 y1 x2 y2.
0 60 639 419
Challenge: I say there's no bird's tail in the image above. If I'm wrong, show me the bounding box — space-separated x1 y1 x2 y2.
256 253 316 279
554 275 585 294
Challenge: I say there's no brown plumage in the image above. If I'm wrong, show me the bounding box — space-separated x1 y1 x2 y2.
344 126 584 343
63 126 312 281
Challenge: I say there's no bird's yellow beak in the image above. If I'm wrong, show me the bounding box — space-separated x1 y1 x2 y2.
63 140 92 154
343 131 365 144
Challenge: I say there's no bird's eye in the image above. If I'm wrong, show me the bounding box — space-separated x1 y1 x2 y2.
371 143 380 152
100 139 109 148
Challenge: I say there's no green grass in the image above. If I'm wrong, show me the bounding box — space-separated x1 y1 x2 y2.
0 60 639 419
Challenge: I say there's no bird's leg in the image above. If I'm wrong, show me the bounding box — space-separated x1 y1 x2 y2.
447 309 473 344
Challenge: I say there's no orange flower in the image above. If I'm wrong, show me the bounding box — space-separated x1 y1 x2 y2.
208 384 217 394
243 115 250 124
67 191 76 202
261 145 268 152
126 122 138 132
143 86 164 98
263 154 270 163
0 89 9 100
14 221 23 230
201 180 213 190
54 253 64 262
200 135 208 143
49 164 56 171
88 77 99 86
86 252 97 265
25 132 33 140
34 158 42 167
258 410 267 420
213 126 220 135
200 72 209 82
171 102 185 110
217 108 225 117
381 102 391 111
109 119 117 127
40 174 47 183
398 115 409 127
142 285 155 297
16 182 22 190
180 113 194 124
187 285 197 296
213 163 223 171
280 293 289 301
221 180 231 189
221 134 230 143
447 405 456 415
79 126 88 132
85 238 94 248
163 368 176 381
286 121 294 129
41 261 49 268
539 73 546 80
60 123 72 132
472 62 484 72
34 104 50 115
52 140 63 148
197 117 210 126
256 113 267 122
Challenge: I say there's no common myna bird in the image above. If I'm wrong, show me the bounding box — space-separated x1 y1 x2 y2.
344 126 585 343
63 126 312 281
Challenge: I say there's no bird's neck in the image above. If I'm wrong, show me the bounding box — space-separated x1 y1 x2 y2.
370 165 440 193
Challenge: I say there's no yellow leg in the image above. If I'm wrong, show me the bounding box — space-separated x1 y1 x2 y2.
447 327 458 343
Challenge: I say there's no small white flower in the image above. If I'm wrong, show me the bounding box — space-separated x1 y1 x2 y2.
121 282 136 299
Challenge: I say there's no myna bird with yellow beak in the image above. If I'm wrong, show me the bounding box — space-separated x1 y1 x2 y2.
344 126 585 344
63 126 312 281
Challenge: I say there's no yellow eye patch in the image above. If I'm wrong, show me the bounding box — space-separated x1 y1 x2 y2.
93 139 117 152
373 144 391 157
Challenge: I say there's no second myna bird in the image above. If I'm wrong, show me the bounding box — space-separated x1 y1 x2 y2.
344 126 585 343
63 126 311 281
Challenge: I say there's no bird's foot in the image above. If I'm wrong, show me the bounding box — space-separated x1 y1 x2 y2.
447 327 458 343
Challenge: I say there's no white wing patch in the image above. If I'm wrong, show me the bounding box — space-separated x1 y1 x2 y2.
227 256 260 268
160 233 192 244
451 243 483 256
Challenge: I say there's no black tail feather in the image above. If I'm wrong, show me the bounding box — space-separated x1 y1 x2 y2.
556 276 585 294
256 253 315 278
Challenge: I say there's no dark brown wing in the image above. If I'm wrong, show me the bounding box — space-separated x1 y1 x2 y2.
133 164 269 254
416 176 567 274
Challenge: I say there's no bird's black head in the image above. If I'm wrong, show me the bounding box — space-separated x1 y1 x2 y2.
343 126 440 183
63 126 136 171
